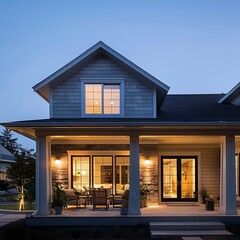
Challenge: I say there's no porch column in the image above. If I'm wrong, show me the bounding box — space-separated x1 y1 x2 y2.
219 135 237 215
34 136 51 216
128 135 141 215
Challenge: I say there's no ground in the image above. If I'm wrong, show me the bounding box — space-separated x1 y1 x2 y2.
2 220 240 240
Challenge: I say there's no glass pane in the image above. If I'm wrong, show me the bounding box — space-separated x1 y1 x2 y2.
103 85 120 114
112 107 120 114
85 84 93 92
93 156 113 194
116 156 130 195
163 159 177 198
93 106 102 114
181 158 195 199
85 84 102 114
104 107 111 114
86 107 93 114
86 92 93 100
72 156 90 191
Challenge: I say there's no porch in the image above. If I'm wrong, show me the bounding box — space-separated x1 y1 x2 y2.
35 134 240 217
26 204 240 226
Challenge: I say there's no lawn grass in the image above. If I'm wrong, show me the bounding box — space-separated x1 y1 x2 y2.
0 203 35 210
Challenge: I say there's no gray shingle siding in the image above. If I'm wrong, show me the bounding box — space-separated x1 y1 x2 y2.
51 55 154 118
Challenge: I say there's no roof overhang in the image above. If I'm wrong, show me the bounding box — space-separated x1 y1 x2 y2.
3 120 240 140
32 41 170 105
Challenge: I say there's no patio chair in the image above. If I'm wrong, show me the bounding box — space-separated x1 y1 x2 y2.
109 194 124 208
92 188 109 211
63 189 86 208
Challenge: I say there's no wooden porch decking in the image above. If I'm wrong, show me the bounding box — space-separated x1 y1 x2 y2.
26 204 240 226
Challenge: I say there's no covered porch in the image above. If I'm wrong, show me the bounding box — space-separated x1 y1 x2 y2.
34 128 240 217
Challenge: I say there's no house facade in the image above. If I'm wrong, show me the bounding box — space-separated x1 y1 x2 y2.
2 42 240 216
0 144 15 180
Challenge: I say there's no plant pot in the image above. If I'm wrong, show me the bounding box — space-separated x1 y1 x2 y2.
140 196 146 208
54 206 63 215
120 206 128 215
205 200 214 211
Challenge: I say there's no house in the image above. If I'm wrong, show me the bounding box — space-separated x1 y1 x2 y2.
0 144 15 180
2 41 240 218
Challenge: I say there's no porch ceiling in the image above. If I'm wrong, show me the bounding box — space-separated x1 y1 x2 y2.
50 135 224 145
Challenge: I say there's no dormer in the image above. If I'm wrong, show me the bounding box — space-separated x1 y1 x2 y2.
33 41 169 118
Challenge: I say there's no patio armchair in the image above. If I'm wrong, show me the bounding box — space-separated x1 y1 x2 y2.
92 188 109 211
62 189 86 208
109 194 124 208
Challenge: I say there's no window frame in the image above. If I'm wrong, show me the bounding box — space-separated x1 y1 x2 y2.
81 78 124 118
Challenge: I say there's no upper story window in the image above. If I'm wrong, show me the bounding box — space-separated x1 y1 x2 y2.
85 84 120 115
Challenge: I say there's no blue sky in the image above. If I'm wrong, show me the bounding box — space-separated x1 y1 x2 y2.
1 0 240 149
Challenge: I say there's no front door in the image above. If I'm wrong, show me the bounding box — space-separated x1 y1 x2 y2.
161 156 198 202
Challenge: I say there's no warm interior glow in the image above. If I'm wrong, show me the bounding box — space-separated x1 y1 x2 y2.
55 159 61 165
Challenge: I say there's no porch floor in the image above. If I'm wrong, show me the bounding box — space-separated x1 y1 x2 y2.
26 204 240 226
62 203 238 217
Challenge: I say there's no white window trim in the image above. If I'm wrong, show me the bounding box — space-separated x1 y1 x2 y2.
80 78 125 118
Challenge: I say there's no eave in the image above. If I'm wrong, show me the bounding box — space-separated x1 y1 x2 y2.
3 120 240 140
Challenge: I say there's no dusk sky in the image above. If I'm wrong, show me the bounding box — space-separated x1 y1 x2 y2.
1 1 240 149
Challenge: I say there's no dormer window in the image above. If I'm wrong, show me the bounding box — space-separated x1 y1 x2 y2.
83 81 123 117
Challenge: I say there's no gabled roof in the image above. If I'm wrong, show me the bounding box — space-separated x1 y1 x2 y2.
0 144 15 163
218 82 240 106
33 41 170 105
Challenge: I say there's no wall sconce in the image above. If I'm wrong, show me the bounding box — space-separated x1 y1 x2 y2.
81 171 87 175
144 159 151 165
55 159 61 165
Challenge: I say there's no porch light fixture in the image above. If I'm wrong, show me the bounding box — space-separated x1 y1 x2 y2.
144 159 151 165
55 159 61 165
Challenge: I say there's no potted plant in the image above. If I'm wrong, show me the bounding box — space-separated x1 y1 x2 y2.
140 184 150 208
50 182 66 215
199 186 209 204
205 196 214 211
120 190 129 215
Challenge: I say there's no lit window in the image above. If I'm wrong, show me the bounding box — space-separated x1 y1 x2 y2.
85 84 120 115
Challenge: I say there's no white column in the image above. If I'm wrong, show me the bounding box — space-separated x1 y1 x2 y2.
34 136 51 216
128 135 141 215
219 135 237 215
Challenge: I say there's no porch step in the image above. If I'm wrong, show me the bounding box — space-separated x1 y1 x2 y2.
149 221 232 238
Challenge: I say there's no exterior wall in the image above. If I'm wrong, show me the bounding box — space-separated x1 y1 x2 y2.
51 54 154 118
51 144 220 204
0 162 11 180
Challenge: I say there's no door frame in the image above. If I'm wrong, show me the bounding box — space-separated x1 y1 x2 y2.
160 156 198 202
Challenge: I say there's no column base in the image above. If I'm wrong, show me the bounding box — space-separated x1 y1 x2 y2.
219 207 238 215
128 210 141 215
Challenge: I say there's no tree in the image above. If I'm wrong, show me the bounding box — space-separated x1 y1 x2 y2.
6 147 36 210
0 128 19 155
